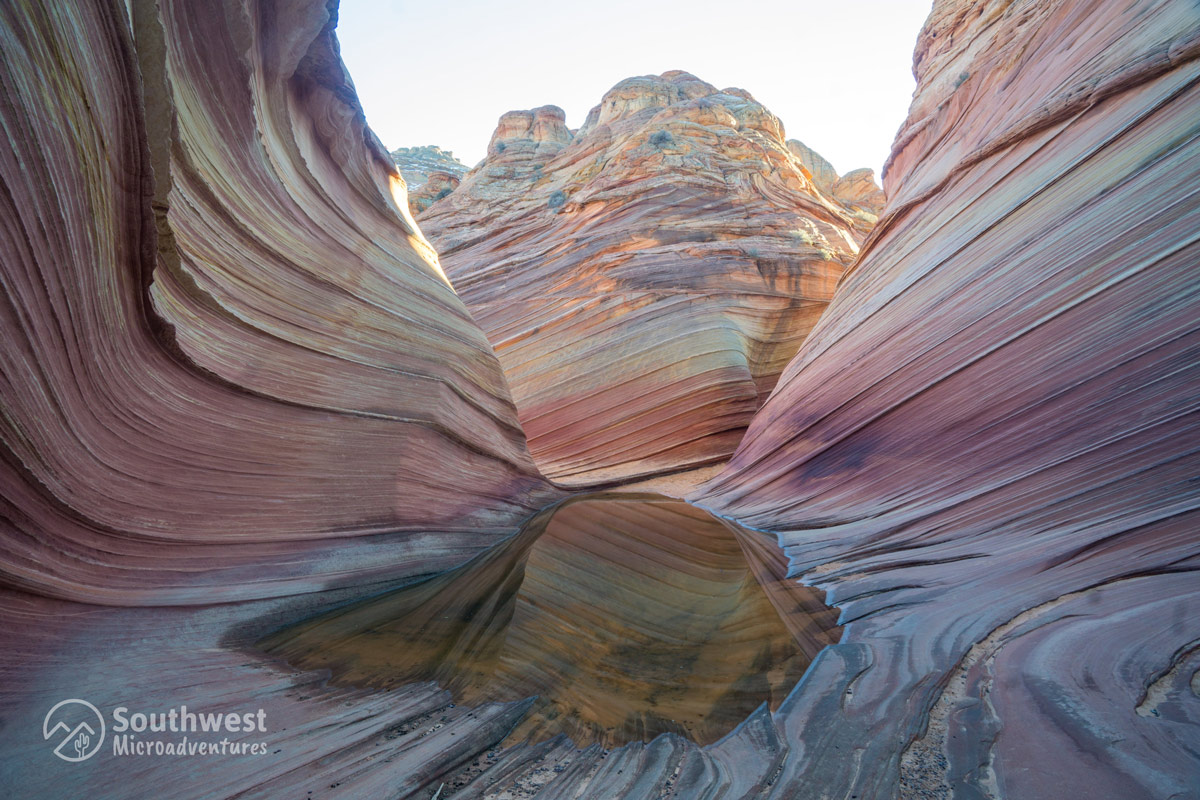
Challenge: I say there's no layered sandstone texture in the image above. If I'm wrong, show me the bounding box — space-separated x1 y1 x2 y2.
5 0 1200 798
419 72 881 485
391 144 469 214
0 1 561 795
0 0 556 607
787 139 885 222
697 1 1200 797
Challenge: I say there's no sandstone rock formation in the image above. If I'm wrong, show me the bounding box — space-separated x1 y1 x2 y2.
786 140 885 225
408 169 462 214
786 139 840 191
391 144 470 181
0 0 557 604
694 0 1200 797
830 167 886 219
3 0 1199 798
391 144 469 214
420 71 877 485
0 0 557 795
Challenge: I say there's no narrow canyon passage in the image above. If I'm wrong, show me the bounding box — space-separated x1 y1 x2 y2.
3 1 1199 797
261 494 841 748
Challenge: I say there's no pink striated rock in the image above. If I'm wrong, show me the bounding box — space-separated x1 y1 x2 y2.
420 71 872 486
696 0 1200 796
2 0 1198 797
0 2 556 793
0 0 558 607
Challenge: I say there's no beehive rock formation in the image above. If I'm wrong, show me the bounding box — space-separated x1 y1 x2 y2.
830 167 887 219
407 169 461 214
419 72 878 486
695 0 1200 796
786 139 840 191
390 145 469 214
390 144 469 183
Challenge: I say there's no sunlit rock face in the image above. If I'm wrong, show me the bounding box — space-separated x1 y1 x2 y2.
830 167 886 220
786 139 839 192
390 145 469 214
0 0 556 606
261 495 840 748
786 140 884 225
419 71 878 486
697 0 1200 797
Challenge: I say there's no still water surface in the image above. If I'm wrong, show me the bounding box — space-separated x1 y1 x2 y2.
260 493 840 746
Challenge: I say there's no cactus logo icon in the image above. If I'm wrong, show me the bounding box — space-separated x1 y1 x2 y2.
43 699 105 762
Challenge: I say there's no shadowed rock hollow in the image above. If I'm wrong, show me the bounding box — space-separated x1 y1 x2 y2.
418 71 881 486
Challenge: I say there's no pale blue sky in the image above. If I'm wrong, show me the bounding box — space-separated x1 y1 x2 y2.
336 0 933 179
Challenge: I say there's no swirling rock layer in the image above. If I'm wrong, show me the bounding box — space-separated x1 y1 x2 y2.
4 0 1199 798
0 0 556 605
0 0 557 794
261 494 841 748
419 72 877 485
696 0 1200 796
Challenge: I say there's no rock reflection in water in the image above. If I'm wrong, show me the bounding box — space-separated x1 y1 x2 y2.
260 494 841 746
